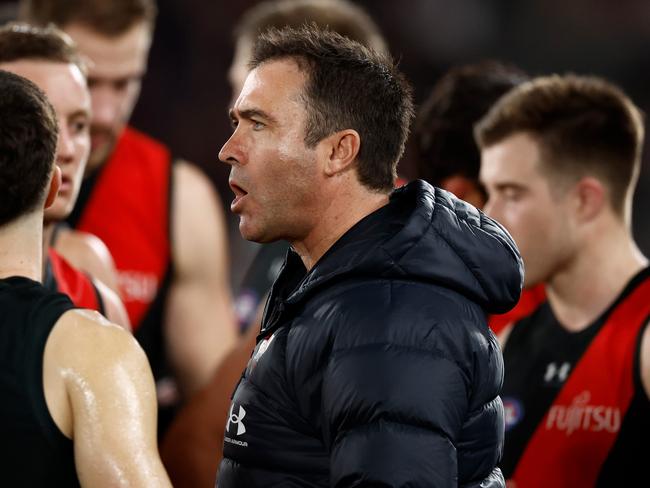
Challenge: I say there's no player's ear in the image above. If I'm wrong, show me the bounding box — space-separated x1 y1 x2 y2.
572 176 606 223
44 165 62 209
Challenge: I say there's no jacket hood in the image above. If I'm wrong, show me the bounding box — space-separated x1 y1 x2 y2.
285 180 523 314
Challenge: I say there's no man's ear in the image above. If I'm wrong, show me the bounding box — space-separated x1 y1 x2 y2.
44 165 62 209
320 129 361 177
572 176 606 223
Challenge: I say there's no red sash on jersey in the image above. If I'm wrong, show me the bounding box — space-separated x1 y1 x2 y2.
510 277 650 488
48 248 102 312
75 126 171 330
490 284 546 335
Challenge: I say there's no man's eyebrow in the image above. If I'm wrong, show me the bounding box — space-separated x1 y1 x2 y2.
70 109 91 120
492 182 527 192
228 107 278 126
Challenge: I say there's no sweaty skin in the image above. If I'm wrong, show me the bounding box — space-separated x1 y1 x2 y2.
60 20 237 394
43 309 171 487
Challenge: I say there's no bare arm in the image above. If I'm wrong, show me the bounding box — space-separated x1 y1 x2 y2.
93 278 132 331
54 229 121 295
161 321 259 488
166 161 237 396
44 309 171 487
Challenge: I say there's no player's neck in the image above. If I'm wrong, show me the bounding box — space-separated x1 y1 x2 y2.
291 180 390 271
546 222 647 332
0 212 45 282
42 221 56 280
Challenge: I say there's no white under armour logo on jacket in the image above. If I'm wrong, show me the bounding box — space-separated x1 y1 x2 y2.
227 404 247 436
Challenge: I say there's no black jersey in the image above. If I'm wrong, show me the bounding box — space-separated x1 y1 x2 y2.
501 267 650 487
0 276 79 487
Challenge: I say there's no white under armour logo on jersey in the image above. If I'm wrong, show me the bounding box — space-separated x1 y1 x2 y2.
544 361 571 383
227 404 247 436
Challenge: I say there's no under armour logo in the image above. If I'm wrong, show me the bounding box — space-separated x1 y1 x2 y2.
227 404 247 436
253 333 276 362
544 362 571 383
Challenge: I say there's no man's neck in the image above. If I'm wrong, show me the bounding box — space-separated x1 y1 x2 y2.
546 222 647 332
0 213 45 282
291 183 390 271
42 222 55 279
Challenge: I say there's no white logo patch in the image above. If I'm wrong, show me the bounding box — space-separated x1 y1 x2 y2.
252 333 276 363
227 404 247 436
544 361 571 383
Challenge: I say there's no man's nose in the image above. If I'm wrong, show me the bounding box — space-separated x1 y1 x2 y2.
219 132 242 167
482 198 502 221
57 124 75 164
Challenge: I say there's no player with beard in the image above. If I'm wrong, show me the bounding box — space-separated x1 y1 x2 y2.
20 0 238 436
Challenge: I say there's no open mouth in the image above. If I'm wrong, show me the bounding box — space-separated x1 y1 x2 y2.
229 180 248 212
59 175 72 192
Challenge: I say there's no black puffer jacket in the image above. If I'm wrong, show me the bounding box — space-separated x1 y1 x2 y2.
217 180 523 487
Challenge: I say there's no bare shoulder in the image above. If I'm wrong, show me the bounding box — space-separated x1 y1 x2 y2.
56 228 114 268
54 229 120 293
43 308 147 436
173 159 217 194
92 279 132 331
171 160 228 269
171 160 224 219
50 309 144 367
47 311 170 486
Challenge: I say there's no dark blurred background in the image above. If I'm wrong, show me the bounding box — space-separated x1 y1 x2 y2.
2 0 650 287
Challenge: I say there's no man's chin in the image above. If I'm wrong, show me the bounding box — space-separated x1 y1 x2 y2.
239 221 275 244
43 208 67 225
87 140 116 172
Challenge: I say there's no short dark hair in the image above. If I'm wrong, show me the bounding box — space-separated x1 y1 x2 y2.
0 23 86 74
251 24 414 192
235 0 388 56
19 0 157 36
414 60 527 188
0 69 58 226
475 74 644 216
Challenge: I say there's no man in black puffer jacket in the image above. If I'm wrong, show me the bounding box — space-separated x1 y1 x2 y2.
217 24 523 488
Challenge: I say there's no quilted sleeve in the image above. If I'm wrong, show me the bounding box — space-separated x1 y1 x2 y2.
322 341 470 487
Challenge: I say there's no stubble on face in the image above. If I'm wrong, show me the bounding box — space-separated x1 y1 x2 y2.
63 21 151 172
223 60 323 244
87 127 116 169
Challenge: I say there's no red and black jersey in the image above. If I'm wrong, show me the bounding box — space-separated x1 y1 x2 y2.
489 284 546 335
66 125 175 436
501 267 650 487
67 126 172 331
45 248 104 314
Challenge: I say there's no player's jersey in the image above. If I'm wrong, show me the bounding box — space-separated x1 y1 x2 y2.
501 267 650 487
68 126 172 331
489 284 545 335
67 126 175 435
45 248 104 313
0 276 79 486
